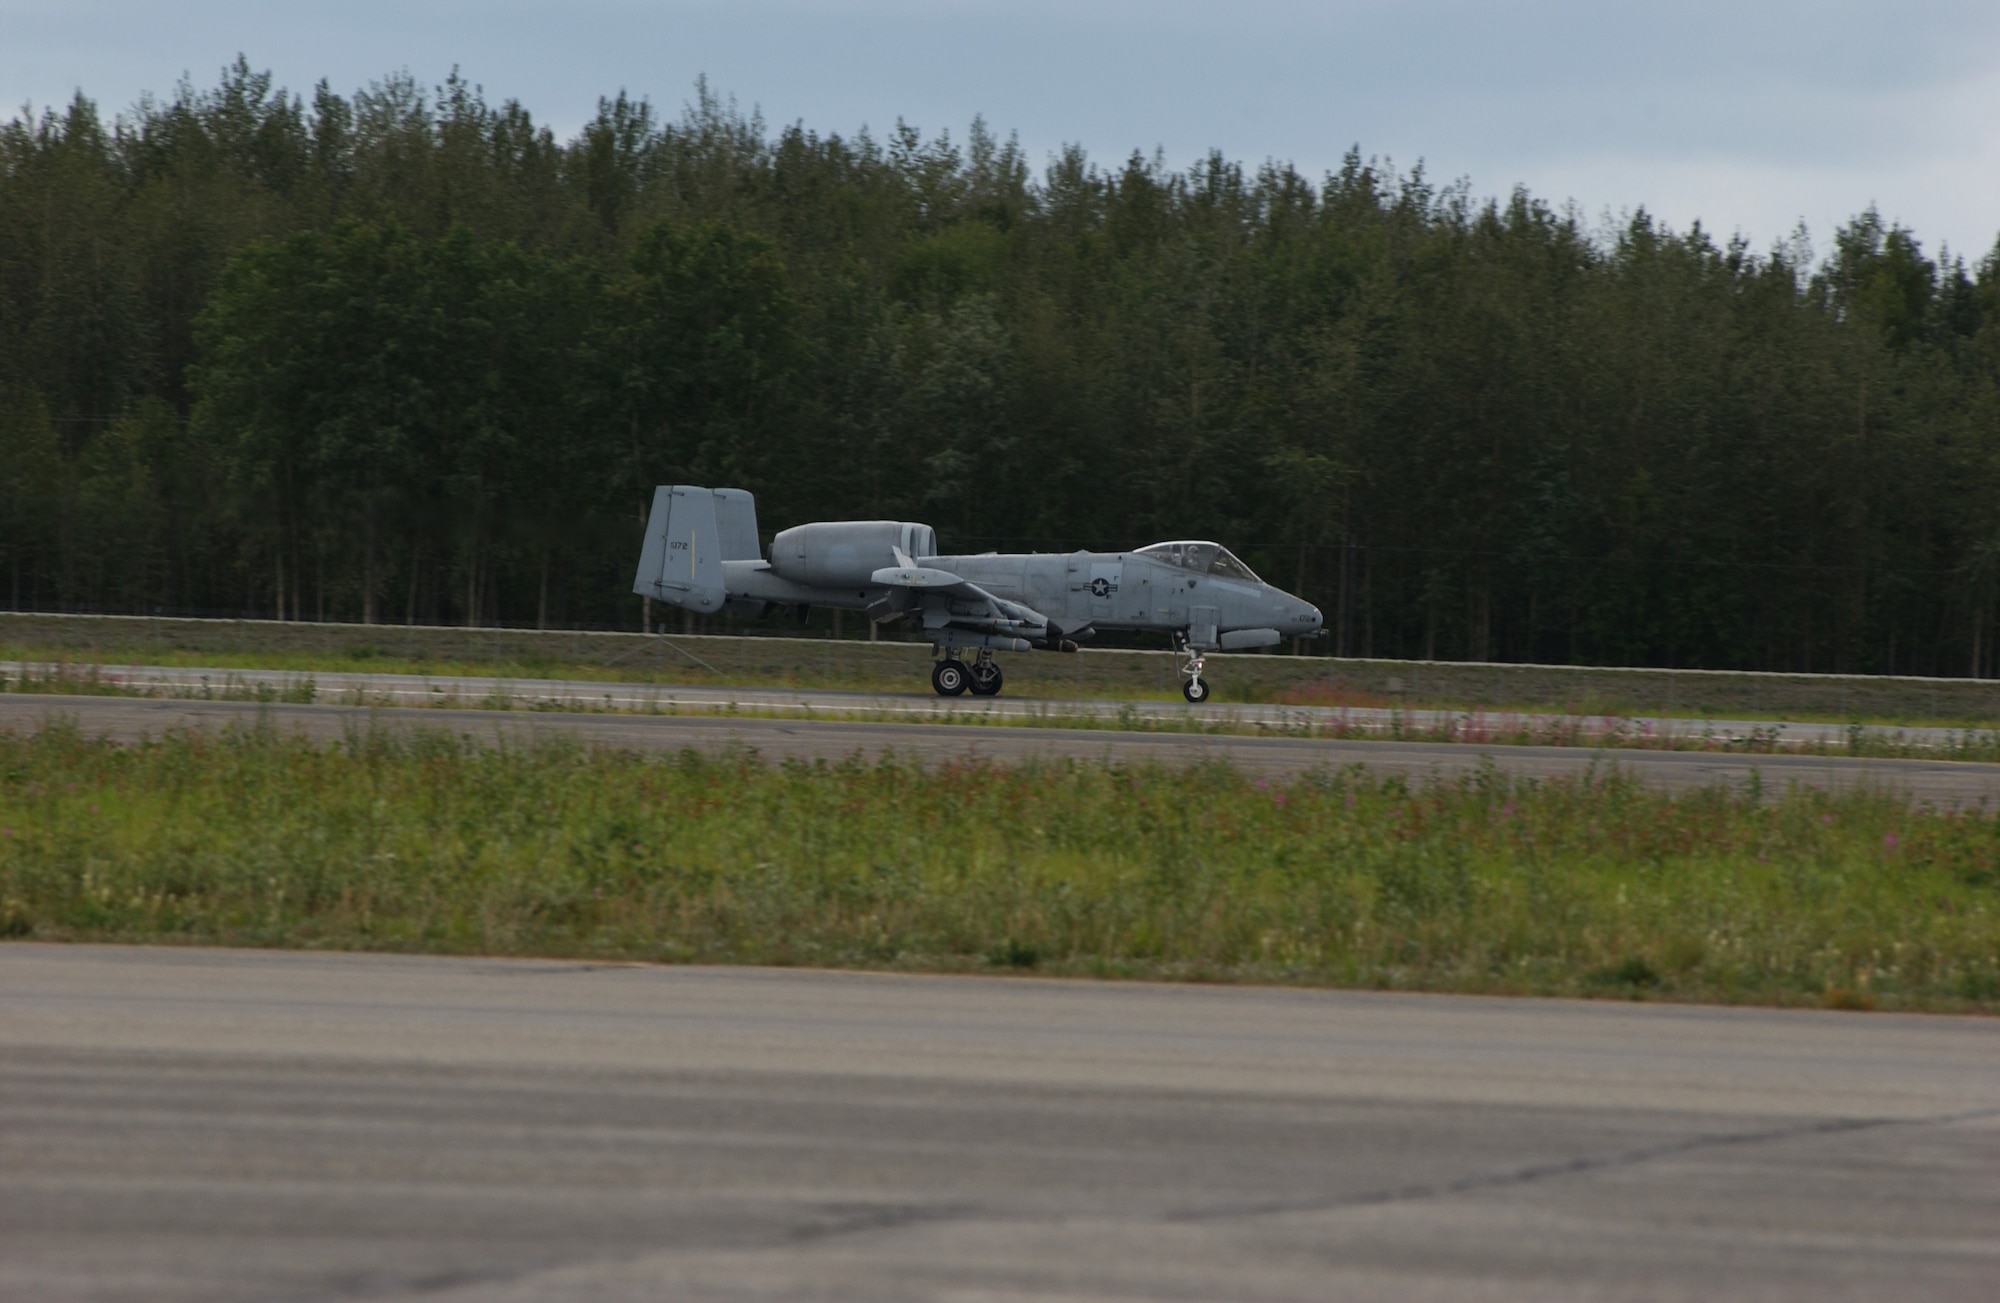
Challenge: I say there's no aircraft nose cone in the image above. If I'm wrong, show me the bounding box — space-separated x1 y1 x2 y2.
1305 603 1323 631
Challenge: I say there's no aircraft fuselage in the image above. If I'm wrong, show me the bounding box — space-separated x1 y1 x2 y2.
635 486 1324 700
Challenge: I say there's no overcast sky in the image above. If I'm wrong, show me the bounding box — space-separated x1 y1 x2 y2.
6 1 1998 264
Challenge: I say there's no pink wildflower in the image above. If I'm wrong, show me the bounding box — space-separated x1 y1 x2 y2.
1884 832 1899 850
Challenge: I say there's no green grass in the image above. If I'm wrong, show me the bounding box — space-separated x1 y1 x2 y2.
2 722 1995 1011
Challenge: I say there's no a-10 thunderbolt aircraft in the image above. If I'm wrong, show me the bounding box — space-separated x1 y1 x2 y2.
633 485 1324 701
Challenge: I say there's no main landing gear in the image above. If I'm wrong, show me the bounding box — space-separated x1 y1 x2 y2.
932 649 1004 697
1174 634 1211 704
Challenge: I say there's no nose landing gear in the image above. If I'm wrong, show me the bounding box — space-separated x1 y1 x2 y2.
1174 633 1211 704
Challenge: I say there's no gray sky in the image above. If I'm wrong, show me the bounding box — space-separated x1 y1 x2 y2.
7 1 1998 263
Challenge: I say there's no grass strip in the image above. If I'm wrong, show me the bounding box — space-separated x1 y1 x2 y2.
1 722 1995 1012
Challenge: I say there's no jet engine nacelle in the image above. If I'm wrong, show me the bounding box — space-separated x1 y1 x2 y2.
768 520 938 587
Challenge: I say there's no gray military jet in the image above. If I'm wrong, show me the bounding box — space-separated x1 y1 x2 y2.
633 485 1324 701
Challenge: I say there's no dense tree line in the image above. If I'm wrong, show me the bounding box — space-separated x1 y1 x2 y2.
4 60 1999 673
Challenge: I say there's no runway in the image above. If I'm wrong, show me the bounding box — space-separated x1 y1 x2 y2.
5 691 2000 801
2 945 1995 1301
8 658 1994 747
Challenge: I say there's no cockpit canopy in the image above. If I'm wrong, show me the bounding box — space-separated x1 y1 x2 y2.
1136 541 1262 583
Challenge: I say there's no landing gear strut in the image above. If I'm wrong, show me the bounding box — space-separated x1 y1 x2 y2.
967 651 1004 697
1175 633 1211 704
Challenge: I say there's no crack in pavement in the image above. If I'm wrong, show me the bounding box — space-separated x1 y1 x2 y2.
193 1107 2000 1300
1161 1105 2000 1224
287 1202 981 1302
782 1200 979 1247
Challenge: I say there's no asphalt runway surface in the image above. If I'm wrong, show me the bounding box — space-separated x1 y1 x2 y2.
7 659 1992 749
3 945 1996 1301
5 691 2000 802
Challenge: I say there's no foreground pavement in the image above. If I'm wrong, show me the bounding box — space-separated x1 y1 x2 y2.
2 945 1996 1301
5 691 2000 802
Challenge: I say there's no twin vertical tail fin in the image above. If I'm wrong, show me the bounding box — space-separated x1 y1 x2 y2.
634 485 759 613
711 489 760 563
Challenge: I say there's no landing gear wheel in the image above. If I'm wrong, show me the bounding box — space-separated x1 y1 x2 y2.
968 659 1004 697
1182 677 1211 704
932 659 969 697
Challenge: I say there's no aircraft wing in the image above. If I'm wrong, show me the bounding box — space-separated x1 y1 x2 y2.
870 562 1051 642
